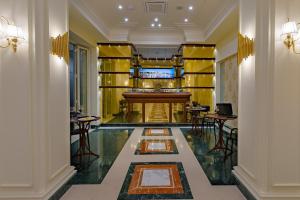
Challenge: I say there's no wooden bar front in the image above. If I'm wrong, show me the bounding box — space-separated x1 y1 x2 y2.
122 92 191 123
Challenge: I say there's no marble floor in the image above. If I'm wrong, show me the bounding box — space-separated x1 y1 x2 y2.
62 128 245 200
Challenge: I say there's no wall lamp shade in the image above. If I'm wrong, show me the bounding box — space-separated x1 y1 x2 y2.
281 20 300 54
282 21 298 36
0 16 25 52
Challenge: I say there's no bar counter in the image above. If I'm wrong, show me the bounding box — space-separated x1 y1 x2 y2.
122 92 191 123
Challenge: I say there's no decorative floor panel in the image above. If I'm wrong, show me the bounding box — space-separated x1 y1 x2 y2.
135 139 178 155
142 128 172 136
118 162 193 200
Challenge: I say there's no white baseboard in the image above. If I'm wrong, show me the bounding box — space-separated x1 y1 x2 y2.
0 166 76 200
233 166 300 200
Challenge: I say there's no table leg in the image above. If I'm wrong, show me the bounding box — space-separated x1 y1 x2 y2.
208 119 228 153
72 122 99 164
169 103 172 123
142 103 145 123
183 103 187 122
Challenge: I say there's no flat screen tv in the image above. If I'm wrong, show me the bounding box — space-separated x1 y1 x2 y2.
129 68 134 78
180 68 184 77
139 68 175 79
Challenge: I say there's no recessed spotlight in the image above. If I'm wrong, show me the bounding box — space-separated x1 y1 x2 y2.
118 5 123 10
154 18 159 22
158 23 162 27
184 18 188 22
151 23 155 27
124 18 128 22
188 5 193 10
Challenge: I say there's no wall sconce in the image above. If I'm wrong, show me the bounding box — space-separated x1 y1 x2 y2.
50 32 69 64
0 16 25 53
281 19 300 54
238 33 254 65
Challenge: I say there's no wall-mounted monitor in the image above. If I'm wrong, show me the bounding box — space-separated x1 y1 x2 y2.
139 68 175 79
180 68 184 77
129 68 134 78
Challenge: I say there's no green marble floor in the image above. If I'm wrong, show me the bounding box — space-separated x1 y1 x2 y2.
181 128 237 185
70 128 133 184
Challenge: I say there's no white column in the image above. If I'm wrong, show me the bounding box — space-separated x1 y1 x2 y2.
0 0 75 199
233 0 300 199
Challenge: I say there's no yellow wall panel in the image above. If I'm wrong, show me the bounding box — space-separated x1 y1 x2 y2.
183 47 215 58
99 45 132 57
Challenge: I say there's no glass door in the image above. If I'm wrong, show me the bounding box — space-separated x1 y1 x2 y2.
69 44 89 114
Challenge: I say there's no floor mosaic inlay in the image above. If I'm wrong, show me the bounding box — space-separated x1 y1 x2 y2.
118 162 193 200
142 128 172 136
135 139 178 155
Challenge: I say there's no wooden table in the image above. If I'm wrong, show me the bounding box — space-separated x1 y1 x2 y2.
122 92 191 123
188 106 207 133
73 116 100 163
205 114 237 153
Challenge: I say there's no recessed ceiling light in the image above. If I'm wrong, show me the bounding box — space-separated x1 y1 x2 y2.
184 18 188 22
188 5 193 10
154 18 159 22
151 23 155 27
124 18 129 22
158 23 162 27
118 5 123 10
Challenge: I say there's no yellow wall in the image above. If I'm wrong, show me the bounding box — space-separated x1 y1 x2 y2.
99 45 132 57
183 46 216 111
98 45 133 121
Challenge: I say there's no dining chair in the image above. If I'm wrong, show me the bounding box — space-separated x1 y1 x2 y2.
224 128 238 160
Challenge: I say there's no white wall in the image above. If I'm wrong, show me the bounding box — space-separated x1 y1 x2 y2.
271 0 300 193
0 0 75 199
233 0 300 199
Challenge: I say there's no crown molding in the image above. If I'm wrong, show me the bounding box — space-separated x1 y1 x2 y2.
204 1 239 40
70 0 110 40
184 30 205 42
129 32 184 45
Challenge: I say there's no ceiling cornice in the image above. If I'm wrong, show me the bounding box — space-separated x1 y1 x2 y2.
129 32 184 45
203 1 239 40
184 30 205 42
70 0 110 40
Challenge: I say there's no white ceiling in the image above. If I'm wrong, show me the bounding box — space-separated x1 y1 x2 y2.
70 0 238 44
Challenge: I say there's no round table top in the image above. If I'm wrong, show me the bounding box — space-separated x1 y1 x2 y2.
77 116 100 123
188 106 207 111
205 113 237 120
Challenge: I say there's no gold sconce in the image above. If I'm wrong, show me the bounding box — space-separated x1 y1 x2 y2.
238 33 254 65
0 16 25 52
281 19 300 54
50 32 69 64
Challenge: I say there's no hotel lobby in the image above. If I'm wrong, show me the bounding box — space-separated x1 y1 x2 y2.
1 0 300 200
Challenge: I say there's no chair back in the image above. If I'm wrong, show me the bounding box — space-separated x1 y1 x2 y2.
216 103 233 116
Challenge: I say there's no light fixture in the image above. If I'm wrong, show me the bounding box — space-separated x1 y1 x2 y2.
158 23 161 27
281 19 300 54
51 32 69 64
188 6 193 10
154 18 159 22
124 18 129 22
151 23 155 27
118 4 123 10
184 18 188 22
0 16 25 53
238 33 254 65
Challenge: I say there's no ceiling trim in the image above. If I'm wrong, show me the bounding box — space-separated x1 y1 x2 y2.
203 1 238 40
129 34 184 45
70 0 110 40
